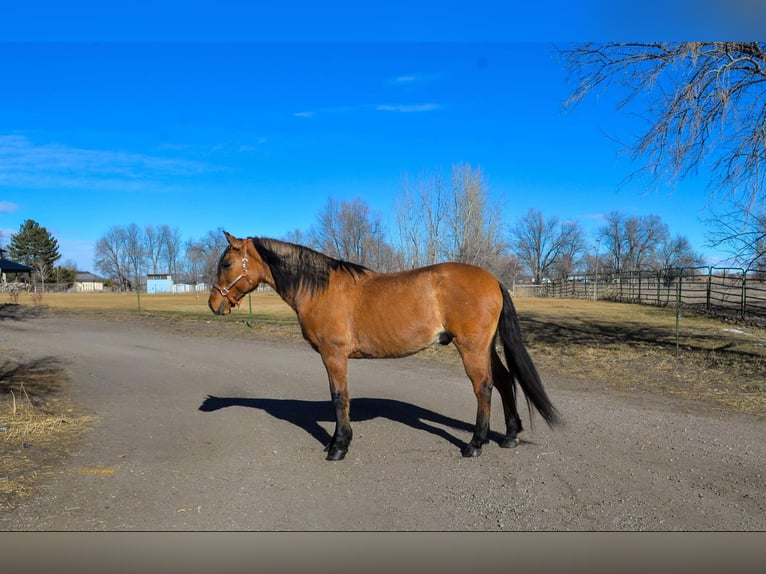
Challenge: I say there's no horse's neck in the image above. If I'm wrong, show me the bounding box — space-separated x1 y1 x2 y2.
273 284 302 314
271 269 367 319
261 268 307 315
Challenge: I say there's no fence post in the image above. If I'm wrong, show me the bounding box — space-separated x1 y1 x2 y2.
706 267 712 312
741 271 747 320
675 268 683 357
592 273 597 301
656 270 661 305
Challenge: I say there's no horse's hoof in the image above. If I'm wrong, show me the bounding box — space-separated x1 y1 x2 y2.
461 445 482 458
500 436 521 448
325 447 347 461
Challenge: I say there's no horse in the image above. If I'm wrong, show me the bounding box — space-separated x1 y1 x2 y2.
209 232 561 461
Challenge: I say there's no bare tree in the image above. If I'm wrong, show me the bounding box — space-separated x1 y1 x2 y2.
554 220 587 280
395 170 448 268
599 212 626 274
599 212 669 273
394 164 505 271
656 235 706 270
122 223 146 310
162 225 183 278
95 226 132 290
144 224 165 274
707 205 766 270
310 197 394 270
443 164 506 269
199 228 228 283
282 228 307 245
563 42 766 208
623 214 668 271
184 239 208 293
494 254 523 287
510 209 586 283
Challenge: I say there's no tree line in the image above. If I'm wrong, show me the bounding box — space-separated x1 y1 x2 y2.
0 166 733 293
80 163 704 292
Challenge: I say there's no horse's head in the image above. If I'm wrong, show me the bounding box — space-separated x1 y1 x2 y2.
208 231 266 315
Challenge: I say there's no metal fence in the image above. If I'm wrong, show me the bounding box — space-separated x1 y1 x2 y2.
513 267 766 324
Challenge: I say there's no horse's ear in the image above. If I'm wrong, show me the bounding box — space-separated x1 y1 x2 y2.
223 231 243 249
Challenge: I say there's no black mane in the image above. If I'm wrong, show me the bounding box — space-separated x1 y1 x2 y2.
251 237 370 296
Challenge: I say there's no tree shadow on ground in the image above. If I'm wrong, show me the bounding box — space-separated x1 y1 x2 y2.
518 314 763 358
198 395 519 452
0 304 46 322
0 355 66 403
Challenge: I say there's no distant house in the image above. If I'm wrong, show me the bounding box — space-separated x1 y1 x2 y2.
74 271 106 292
147 273 173 294
172 282 208 293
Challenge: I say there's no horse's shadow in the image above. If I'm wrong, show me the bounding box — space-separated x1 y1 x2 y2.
199 395 512 452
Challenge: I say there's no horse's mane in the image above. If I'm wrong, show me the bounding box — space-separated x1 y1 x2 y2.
251 237 370 296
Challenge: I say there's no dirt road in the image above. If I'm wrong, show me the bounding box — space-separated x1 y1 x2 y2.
1 311 764 530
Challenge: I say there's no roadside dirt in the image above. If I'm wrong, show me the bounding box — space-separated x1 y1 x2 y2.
1 308 764 530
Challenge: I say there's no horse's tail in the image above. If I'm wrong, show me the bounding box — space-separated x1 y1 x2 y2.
497 283 561 428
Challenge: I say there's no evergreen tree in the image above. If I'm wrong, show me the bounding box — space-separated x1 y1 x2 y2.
8 219 61 283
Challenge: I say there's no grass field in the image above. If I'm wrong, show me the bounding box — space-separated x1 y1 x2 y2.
1 289 764 509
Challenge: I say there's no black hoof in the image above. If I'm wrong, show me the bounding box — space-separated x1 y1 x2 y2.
325 447 347 461
500 436 521 448
461 444 482 458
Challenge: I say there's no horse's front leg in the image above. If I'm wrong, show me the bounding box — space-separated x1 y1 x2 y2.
320 351 353 461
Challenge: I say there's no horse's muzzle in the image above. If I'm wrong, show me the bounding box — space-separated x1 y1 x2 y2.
208 297 230 316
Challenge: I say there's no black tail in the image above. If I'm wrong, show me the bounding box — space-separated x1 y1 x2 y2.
497 283 561 428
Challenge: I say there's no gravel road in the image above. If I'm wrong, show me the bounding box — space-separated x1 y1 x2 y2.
1 312 764 530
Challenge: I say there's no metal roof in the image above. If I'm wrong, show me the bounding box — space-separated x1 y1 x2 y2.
0 258 33 273
75 271 106 282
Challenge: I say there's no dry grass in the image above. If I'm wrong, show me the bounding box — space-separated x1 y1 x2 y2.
0 351 94 510
513 298 766 419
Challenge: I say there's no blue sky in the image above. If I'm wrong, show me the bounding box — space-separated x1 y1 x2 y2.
0 5 752 270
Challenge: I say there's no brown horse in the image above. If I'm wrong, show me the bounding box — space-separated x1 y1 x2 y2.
209 232 561 461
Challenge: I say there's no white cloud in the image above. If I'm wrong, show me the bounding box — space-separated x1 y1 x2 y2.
292 102 441 118
0 201 19 213
376 103 441 113
388 73 441 86
0 134 216 192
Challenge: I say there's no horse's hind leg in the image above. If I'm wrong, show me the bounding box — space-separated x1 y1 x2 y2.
457 346 494 458
320 351 353 461
491 346 523 448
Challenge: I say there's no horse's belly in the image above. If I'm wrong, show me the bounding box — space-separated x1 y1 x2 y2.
350 315 445 359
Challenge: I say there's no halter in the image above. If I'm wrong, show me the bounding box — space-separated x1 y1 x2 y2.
213 253 250 307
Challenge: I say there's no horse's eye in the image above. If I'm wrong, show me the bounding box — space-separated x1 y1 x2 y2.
222 261 232 269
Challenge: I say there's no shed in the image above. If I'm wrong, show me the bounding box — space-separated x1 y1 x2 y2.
0 257 33 284
147 273 173 294
74 271 106 292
